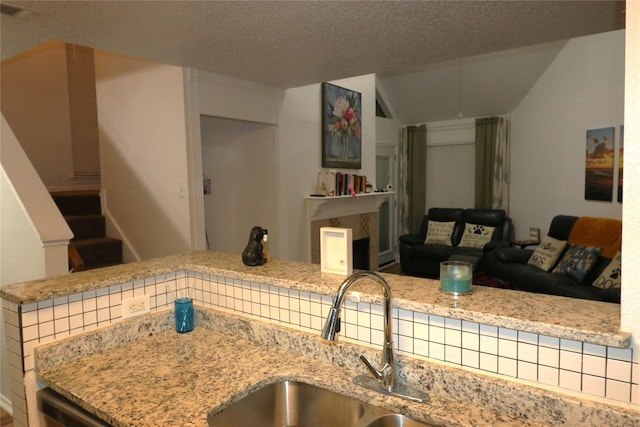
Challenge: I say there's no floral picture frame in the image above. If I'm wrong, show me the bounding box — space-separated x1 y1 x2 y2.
321 82 362 169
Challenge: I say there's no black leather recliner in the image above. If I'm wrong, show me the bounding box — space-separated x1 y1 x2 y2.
399 208 512 279
484 215 621 303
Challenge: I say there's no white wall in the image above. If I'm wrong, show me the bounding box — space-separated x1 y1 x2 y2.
94 52 193 261
197 74 377 263
198 72 281 125
194 69 283 257
0 168 45 414
200 117 278 255
510 30 624 239
0 41 99 192
277 75 377 262
1 113 72 414
621 1 639 348
376 116 402 147
0 115 72 283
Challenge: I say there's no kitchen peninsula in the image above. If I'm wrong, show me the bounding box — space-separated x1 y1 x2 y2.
1 251 637 426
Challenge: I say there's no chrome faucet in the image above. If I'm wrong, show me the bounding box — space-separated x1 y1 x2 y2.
321 271 429 403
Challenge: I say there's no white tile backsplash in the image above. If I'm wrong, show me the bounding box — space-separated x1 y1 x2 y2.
462 348 479 369
480 323 498 337
462 331 479 351
429 324 445 344
518 360 538 382
608 346 633 362
480 334 498 354
6 268 637 411
461 320 479 333
560 338 582 352
607 358 632 382
606 379 631 402
498 356 518 377
538 365 559 386
499 327 518 340
559 369 582 392
560 348 583 371
499 337 518 359
430 342 445 361
414 338 429 357
584 342 607 357
518 342 538 363
583 354 607 377
632 384 640 405
582 374 606 397
445 344 462 365
539 334 560 348
414 322 428 341
480 352 498 373
445 327 461 347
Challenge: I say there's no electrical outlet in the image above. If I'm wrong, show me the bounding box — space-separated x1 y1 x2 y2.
122 295 150 319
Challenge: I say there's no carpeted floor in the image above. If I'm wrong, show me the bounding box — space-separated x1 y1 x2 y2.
380 263 511 289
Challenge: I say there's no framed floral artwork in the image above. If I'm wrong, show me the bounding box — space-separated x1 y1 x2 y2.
321 82 362 169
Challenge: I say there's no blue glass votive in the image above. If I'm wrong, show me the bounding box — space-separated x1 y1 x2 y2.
440 261 473 294
175 297 195 333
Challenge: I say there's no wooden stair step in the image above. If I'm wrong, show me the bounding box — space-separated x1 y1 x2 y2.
51 190 101 216
73 237 123 269
65 215 106 240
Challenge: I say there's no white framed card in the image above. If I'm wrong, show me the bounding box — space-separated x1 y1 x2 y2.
320 227 353 275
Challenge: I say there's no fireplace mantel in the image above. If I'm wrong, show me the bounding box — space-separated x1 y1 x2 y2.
304 192 394 266
305 192 394 222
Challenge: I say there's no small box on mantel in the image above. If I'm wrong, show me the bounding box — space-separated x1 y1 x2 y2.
320 227 353 275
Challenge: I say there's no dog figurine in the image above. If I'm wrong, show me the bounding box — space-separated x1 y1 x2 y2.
242 226 267 266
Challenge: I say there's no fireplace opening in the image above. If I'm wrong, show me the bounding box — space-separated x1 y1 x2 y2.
353 237 370 270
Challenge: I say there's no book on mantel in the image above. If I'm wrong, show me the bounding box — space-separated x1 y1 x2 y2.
316 170 367 196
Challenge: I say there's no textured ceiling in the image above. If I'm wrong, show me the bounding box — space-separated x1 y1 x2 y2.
0 1 625 123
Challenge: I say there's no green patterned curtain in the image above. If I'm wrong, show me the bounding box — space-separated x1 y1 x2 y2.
398 125 426 235
475 117 509 211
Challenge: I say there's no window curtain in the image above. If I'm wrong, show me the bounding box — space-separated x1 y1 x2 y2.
475 117 510 211
398 125 426 235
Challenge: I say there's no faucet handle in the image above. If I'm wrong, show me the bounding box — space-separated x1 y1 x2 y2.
359 355 383 381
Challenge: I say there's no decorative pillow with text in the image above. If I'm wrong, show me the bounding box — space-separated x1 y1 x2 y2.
424 220 456 246
458 223 495 249
552 245 601 282
527 235 567 271
592 252 622 290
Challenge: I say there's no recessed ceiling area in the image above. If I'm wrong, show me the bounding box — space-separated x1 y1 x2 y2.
376 40 569 123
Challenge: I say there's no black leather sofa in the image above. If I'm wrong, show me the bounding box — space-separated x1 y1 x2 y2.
484 215 621 303
399 208 512 279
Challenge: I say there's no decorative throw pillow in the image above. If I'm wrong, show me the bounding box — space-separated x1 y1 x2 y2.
592 252 622 290
527 235 567 271
457 223 495 249
552 245 601 282
424 220 455 246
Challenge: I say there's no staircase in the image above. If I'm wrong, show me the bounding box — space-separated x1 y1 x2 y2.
51 190 123 271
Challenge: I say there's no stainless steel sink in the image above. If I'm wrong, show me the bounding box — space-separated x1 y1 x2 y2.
207 380 436 427
366 414 433 427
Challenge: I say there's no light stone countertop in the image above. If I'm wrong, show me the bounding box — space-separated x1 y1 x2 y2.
1 251 629 347
34 308 640 427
